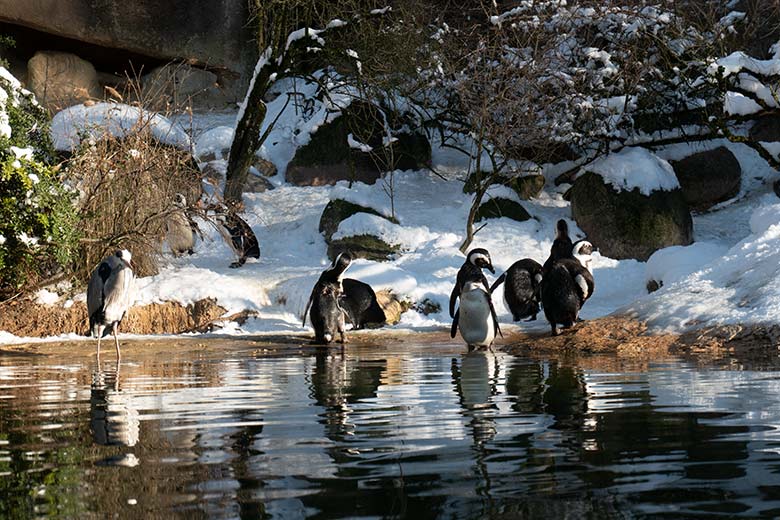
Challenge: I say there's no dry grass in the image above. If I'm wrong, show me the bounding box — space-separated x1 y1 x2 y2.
65 126 201 280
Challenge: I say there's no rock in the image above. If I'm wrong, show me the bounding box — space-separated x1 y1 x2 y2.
252 156 278 177
27 51 101 112
571 172 693 261
318 199 397 241
319 199 400 261
749 114 780 142
670 146 741 211
201 161 224 183
0 0 253 102
464 172 545 200
142 63 231 110
244 172 274 192
414 298 441 316
475 197 532 223
327 234 400 262
286 101 431 185
375 290 408 325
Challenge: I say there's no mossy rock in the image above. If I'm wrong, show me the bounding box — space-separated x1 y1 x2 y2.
327 234 400 262
571 172 693 261
475 197 532 223
464 173 545 200
287 101 431 185
670 146 741 211
319 199 397 241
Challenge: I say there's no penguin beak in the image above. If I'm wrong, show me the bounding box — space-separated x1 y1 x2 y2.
487 263 495 274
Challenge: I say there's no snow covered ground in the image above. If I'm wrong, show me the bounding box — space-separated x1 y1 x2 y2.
5 73 780 343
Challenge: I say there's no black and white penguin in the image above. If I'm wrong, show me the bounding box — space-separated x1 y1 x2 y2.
541 240 595 336
213 203 260 268
490 258 543 321
450 280 501 350
303 253 352 344
341 278 386 329
449 248 495 319
543 219 574 272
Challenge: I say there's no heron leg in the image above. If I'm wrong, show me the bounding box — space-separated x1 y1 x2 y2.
113 324 121 361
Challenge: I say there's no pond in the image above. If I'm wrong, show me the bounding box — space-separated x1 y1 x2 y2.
1 340 780 519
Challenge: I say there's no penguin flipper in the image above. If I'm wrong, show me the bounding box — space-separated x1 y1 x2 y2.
448 284 460 319
488 296 503 338
481 273 491 293
302 285 317 327
450 308 459 339
489 273 506 294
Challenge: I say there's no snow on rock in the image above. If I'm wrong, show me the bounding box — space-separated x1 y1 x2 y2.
645 242 728 287
51 102 192 152
195 126 234 159
749 197 780 234
626 197 780 332
332 213 437 251
724 91 763 116
330 182 394 219
581 147 680 196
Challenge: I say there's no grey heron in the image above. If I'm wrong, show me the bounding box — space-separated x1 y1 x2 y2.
87 249 135 360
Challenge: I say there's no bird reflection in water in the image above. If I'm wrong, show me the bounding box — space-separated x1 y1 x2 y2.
90 360 140 451
453 350 501 445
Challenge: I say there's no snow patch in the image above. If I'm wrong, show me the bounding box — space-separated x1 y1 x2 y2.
582 147 680 196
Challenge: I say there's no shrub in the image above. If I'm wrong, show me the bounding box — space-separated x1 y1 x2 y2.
0 68 79 297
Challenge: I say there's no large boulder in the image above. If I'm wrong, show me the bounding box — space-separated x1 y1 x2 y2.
670 146 741 211
475 197 532 223
286 101 431 186
464 171 545 200
571 172 693 261
27 51 101 112
142 63 232 110
749 114 780 142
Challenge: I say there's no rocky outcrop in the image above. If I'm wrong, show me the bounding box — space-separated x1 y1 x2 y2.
27 51 101 112
749 114 780 142
571 172 693 261
286 101 431 186
475 197 532 223
0 0 253 103
670 146 741 211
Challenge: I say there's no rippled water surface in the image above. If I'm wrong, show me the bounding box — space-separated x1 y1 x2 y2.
2 341 780 519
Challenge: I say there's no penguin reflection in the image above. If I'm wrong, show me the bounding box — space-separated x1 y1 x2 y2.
452 350 501 445
90 361 140 447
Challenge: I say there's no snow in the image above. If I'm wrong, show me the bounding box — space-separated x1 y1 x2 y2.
332 212 438 251
35 289 60 306
581 147 680 196
347 133 372 152
724 91 763 116
645 242 729 288
51 102 191 152
195 126 234 159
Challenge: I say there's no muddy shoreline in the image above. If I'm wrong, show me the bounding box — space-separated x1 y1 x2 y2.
2 315 778 368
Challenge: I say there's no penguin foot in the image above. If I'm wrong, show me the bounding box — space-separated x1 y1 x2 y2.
550 325 559 336
526 314 537 322
229 257 247 268
338 332 348 344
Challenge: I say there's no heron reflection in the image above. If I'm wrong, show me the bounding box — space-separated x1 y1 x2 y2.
90 360 140 447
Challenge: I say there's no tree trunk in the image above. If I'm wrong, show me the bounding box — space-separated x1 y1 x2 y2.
224 85 268 203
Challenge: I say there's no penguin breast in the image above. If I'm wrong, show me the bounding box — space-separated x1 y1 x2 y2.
458 289 495 346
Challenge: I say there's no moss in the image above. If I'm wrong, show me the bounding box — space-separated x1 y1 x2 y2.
319 199 398 241
327 234 400 262
475 197 532 223
571 172 692 261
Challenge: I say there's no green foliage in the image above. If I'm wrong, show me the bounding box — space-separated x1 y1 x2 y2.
0 73 79 296
0 35 14 69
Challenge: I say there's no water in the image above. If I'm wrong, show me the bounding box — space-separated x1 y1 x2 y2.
2 342 780 519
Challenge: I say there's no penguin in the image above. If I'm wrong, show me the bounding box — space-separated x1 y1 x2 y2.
449 248 495 319
303 253 352 344
541 240 595 336
213 203 260 268
490 258 543 321
543 219 573 273
341 278 386 329
773 179 780 199
450 280 501 350
165 193 196 257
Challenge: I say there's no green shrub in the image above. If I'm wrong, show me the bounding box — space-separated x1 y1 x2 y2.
0 69 79 296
